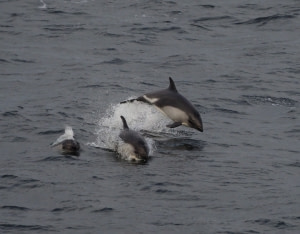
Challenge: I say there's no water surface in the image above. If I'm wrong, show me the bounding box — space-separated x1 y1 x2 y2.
0 0 299 233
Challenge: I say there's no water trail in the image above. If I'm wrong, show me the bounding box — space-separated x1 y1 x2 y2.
91 100 175 159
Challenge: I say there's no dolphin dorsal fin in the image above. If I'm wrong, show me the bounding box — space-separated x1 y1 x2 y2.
120 116 129 129
168 77 177 92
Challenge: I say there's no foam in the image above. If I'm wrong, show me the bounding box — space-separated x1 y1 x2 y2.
51 125 74 147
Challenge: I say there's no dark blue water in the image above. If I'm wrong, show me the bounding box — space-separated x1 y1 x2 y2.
1 0 299 233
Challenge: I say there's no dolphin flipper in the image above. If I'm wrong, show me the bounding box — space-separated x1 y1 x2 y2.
166 122 182 128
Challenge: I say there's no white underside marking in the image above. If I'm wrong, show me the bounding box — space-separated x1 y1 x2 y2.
160 106 189 125
118 143 140 161
143 95 190 126
143 95 159 104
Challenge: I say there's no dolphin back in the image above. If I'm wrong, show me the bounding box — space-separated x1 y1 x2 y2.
168 77 177 92
119 127 150 158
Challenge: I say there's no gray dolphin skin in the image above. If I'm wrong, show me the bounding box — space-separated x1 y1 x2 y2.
121 77 203 132
60 139 80 155
119 116 149 161
52 138 80 156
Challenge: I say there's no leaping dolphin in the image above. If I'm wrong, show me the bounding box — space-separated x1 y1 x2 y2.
121 77 203 132
119 116 149 161
51 126 80 155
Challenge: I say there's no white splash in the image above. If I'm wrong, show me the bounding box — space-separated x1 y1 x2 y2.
38 0 47 9
91 99 175 160
51 126 75 147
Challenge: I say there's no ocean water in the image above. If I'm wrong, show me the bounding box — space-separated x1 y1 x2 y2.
0 0 299 233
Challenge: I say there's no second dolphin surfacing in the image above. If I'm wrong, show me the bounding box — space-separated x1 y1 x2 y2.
121 77 203 132
118 116 149 162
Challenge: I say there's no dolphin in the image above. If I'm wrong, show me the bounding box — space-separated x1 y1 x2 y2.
119 116 149 161
121 77 203 132
51 126 80 155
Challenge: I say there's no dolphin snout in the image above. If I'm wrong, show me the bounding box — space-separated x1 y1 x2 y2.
130 154 148 162
189 119 203 132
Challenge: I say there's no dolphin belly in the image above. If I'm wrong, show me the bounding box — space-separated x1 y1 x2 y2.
118 142 138 161
160 106 189 125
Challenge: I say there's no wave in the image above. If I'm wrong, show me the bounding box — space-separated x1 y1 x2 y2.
43 24 86 34
246 218 295 230
1 174 18 179
130 26 186 34
157 137 205 152
190 15 235 30
91 207 114 213
192 16 234 23
236 14 295 26
100 58 128 65
0 223 54 232
38 0 90 14
1 206 30 211
243 95 297 107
